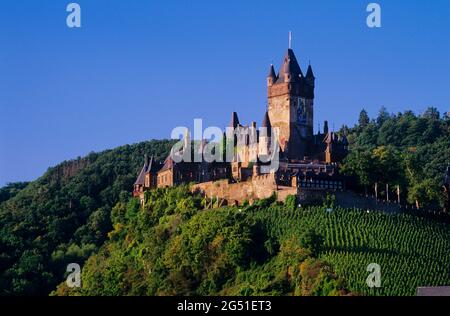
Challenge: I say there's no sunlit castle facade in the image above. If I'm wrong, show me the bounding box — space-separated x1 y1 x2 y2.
133 41 349 205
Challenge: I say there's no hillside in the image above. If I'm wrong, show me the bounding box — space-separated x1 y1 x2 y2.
1 107 449 296
0 139 175 295
340 107 450 211
52 186 450 296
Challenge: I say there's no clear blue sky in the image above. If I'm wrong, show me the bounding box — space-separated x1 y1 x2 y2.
1 0 450 186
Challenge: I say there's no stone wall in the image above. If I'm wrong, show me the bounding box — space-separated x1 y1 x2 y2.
191 173 278 205
192 177 401 213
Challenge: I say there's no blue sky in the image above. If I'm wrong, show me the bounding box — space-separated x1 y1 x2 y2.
1 0 450 186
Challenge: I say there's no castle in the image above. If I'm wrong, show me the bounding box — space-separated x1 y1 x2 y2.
133 45 349 205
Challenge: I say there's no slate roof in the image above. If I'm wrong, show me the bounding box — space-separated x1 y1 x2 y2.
134 155 162 185
267 64 277 81
306 64 315 78
134 165 147 185
276 49 303 83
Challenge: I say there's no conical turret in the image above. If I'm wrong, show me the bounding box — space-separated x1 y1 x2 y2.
277 49 303 83
306 64 315 86
267 64 277 86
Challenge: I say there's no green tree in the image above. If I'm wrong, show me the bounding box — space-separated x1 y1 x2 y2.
341 148 375 194
376 106 390 127
358 109 370 129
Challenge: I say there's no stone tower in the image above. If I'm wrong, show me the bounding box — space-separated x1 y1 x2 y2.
267 48 315 160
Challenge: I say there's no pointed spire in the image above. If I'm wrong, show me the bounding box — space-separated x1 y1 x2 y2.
261 111 272 137
277 48 303 83
147 155 157 173
267 64 276 80
306 64 315 78
229 111 240 128
134 156 149 185
267 64 277 86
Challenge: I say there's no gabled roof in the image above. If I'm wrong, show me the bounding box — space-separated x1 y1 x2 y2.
159 155 175 172
276 49 303 83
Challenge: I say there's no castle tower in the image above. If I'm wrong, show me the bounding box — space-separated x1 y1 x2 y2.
267 47 315 160
259 111 272 157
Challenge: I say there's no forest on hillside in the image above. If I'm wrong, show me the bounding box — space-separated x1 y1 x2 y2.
0 140 175 295
340 107 449 211
0 107 449 296
52 186 449 296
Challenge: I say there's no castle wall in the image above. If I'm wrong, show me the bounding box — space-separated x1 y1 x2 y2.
192 178 400 213
191 173 278 205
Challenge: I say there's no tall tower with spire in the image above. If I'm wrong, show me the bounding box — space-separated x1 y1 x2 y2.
266 42 315 160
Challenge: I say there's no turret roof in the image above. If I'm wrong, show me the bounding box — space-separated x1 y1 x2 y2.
276 49 303 83
267 64 277 80
306 64 315 78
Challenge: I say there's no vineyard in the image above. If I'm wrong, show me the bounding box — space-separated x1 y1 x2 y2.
250 206 450 296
